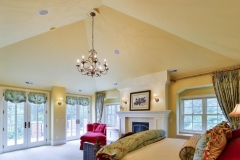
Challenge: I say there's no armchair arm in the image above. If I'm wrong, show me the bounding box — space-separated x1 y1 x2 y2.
103 126 107 136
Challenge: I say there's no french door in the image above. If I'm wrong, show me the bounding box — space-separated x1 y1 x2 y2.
66 104 89 140
3 101 47 152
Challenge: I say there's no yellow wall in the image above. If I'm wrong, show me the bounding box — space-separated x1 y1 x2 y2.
51 86 66 143
168 75 213 138
179 86 214 97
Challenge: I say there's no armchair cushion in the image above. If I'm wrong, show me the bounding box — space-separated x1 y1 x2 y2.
80 132 106 140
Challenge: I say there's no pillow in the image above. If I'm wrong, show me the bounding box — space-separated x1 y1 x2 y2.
194 128 227 160
179 134 201 160
217 138 240 160
193 133 209 160
204 128 227 159
93 124 99 131
213 121 232 139
94 124 106 132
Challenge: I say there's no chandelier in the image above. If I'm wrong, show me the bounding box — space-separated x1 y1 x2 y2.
76 12 109 77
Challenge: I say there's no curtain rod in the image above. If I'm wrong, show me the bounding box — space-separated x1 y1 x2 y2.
171 65 240 82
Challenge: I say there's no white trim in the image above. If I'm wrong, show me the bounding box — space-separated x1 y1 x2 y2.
50 139 66 146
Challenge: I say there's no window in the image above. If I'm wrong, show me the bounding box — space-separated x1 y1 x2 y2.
180 97 226 134
105 104 120 126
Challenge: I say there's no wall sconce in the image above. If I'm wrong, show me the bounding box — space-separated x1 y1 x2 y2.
58 98 63 105
153 94 159 102
122 98 127 104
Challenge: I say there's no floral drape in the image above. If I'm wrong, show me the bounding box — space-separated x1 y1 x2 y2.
96 92 104 123
212 69 240 126
28 92 47 104
66 96 89 106
4 89 26 103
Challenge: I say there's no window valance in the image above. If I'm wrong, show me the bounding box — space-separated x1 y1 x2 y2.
66 96 89 106
4 89 26 103
28 92 47 104
79 97 89 106
66 96 79 105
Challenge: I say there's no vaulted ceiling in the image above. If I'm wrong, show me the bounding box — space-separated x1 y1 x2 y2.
0 0 240 95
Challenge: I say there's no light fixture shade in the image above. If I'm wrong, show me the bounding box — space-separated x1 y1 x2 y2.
229 104 240 117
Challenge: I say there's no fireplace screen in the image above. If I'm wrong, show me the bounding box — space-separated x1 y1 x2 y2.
132 122 149 133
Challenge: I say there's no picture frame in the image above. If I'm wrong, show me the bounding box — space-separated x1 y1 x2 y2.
130 90 151 111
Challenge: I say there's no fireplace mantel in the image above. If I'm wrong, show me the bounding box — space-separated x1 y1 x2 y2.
116 110 171 118
116 110 171 137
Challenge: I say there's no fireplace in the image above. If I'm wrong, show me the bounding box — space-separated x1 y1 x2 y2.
132 122 149 133
116 110 171 137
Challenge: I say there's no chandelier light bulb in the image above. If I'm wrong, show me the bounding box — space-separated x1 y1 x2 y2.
77 59 80 63
82 55 84 60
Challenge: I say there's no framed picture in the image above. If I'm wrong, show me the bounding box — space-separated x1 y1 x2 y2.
130 90 151 111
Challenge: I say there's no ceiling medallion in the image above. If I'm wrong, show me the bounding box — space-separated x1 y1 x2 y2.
76 12 109 77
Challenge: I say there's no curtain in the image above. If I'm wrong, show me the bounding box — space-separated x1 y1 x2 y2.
212 69 240 126
4 89 26 103
96 92 104 123
28 92 47 104
66 96 78 105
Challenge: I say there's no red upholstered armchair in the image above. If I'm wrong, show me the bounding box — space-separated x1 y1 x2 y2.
80 123 106 150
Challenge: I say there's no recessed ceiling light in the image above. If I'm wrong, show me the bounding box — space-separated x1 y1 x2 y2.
169 69 178 73
79 90 82 92
113 49 119 55
114 83 117 85
38 9 49 16
25 81 34 85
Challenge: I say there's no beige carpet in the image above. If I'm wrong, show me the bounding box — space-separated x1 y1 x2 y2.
0 140 83 160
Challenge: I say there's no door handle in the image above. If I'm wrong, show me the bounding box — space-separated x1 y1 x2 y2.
28 122 30 128
24 122 27 128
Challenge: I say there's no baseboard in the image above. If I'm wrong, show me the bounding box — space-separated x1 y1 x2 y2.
50 139 67 146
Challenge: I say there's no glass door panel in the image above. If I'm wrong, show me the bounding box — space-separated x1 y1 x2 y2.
66 105 78 140
4 102 27 152
28 103 46 147
79 105 88 136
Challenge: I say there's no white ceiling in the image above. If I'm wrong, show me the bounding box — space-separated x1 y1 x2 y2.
0 0 239 95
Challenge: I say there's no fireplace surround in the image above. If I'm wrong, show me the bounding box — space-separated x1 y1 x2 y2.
116 110 171 137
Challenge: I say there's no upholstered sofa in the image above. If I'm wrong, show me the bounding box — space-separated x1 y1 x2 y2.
80 123 106 150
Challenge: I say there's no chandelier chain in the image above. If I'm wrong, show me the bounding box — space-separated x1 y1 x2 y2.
92 16 94 50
